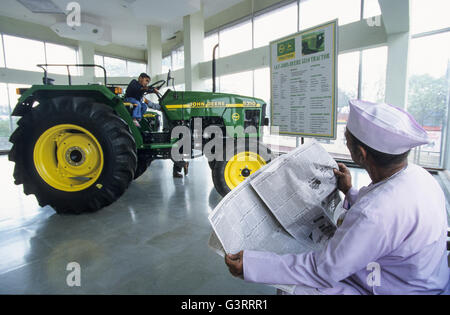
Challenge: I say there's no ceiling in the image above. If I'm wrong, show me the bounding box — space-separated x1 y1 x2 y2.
0 0 245 49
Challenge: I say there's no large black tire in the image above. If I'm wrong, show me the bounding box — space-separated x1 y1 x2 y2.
212 139 272 197
9 97 137 214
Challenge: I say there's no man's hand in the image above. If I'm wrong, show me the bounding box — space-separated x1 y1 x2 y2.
333 162 352 195
154 88 159 94
225 251 244 278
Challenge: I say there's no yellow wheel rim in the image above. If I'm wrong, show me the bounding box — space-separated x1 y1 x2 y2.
33 124 104 192
224 151 266 190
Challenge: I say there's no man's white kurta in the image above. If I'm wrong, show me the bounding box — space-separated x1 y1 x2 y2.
243 164 449 294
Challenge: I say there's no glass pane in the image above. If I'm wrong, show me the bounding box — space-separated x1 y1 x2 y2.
219 20 252 58
0 83 11 151
45 43 78 75
254 3 298 48
363 0 382 18
411 0 450 35
407 32 450 168
94 55 104 78
254 67 270 108
219 71 253 96
320 51 360 158
299 0 361 30
3 35 46 71
127 61 147 77
175 84 185 92
104 56 127 77
361 46 387 103
0 36 5 68
162 55 171 73
172 46 184 71
204 33 219 61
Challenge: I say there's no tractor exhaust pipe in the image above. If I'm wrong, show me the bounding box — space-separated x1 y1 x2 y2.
212 44 219 93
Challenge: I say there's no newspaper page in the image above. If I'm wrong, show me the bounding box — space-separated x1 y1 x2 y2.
208 175 317 294
250 141 341 242
208 178 316 256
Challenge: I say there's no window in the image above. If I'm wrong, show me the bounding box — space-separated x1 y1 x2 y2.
254 3 298 49
95 54 147 78
410 0 450 35
172 46 184 71
407 32 450 168
219 20 252 58
219 71 253 96
0 83 31 151
319 51 360 157
127 61 147 77
0 37 4 68
3 35 46 72
0 83 10 151
299 0 361 30
361 46 387 103
104 56 127 77
254 67 270 107
363 0 382 18
45 43 78 75
204 33 219 61
162 55 171 73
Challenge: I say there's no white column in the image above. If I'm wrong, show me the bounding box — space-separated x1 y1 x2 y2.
385 32 410 109
147 25 162 78
183 7 205 91
78 41 95 83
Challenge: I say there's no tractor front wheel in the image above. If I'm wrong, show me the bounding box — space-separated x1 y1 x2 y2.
212 140 272 197
9 97 137 214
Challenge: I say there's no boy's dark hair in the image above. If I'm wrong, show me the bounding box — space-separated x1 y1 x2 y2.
347 130 410 167
139 73 150 80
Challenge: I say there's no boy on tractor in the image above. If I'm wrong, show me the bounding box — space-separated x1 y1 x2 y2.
125 73 160 127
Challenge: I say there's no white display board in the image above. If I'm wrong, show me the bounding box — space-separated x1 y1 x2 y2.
270 20 338 139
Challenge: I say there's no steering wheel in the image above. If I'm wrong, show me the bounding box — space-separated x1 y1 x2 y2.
145 79 166 100
149 79 166 90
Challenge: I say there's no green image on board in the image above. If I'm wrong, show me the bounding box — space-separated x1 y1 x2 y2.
277 38 296 61
301 31 325 56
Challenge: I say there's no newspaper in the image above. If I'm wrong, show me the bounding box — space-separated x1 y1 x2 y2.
208 141 343 293
250 141 341 242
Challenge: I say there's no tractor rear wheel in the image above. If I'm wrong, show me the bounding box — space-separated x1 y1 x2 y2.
212 140 272 197
9 97 137 214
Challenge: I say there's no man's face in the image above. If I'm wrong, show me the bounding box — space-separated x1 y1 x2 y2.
139 77 150 86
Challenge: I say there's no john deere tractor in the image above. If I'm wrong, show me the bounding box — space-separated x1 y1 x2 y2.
9 63 272 214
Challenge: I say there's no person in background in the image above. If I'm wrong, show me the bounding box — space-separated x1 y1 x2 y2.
173 161 189 178
125 73 160 127
225 100 449 295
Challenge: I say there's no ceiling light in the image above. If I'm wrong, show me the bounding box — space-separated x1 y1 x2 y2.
17 0 64 14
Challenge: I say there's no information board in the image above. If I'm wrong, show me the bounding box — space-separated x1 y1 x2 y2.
270 20 338 139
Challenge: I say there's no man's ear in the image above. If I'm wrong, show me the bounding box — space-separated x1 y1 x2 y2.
357 145 367 165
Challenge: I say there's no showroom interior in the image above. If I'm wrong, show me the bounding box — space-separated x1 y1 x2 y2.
0 0 449 295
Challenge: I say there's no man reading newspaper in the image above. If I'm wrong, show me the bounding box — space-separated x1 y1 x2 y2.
223 100 449 295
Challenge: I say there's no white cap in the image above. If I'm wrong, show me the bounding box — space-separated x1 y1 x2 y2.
347 100 429 155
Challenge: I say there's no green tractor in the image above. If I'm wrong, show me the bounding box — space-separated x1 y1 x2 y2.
9 63 272 214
